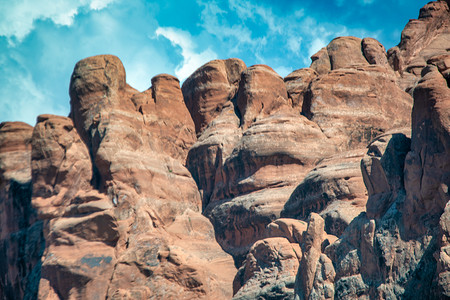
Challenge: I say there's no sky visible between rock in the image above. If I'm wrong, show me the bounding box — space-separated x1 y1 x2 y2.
0 0 427 125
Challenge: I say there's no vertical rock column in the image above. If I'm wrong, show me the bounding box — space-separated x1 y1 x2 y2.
0 122 44 300
31 115 117 300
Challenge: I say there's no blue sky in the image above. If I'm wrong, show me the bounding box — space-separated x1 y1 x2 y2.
0 0 427 125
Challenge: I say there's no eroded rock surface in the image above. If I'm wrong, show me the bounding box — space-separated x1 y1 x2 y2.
361 129 411 219
0 122 44 300
362 37 389 67
294 213 335 300
323 48 450 300
1 2 449 299
182 58 246 134
282 149 367 237
233 237 301 300
205 107 337 262
309 36 389 75
188 35 414 270
284 68 318 111
387 0 450 91
185 61 338 263
403 63 450 236
32 55 236 299
303 64 412 151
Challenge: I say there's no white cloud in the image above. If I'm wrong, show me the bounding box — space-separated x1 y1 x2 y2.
0 0 167 125
336 0 375 6
90 0 115 10
0 0 115 43
274 66 292 78
155 27 217 81
294 10 305 18
288 38 302 53
360 0 375 5
308 38 327 57
227 0 281 34
197 1 258 49
0 62 66 125
196 0 377 69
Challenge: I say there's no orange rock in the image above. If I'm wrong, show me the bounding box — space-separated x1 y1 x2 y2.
324 50 450 299
32 55 236 299
404 63 450 236
31 115 92 207
284 68 318 111
233 237 301 299
182 58 246 134
310 47 331 75
205 107 336 262
236 65 289 129
2 2 450 298
282 149 368 237
361 129 411 219
310 36 385 75
387 0 450 91
295 213 335 299
186 100 242 209
266 218 308 244
327 36 369 70
303 64 412 151
0 122 44 300
362 37 389 67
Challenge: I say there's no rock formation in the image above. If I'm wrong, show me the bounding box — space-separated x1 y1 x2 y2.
186 61 338 262
0 55 236 300
232 237 301 299
0 122 44 300
0 1 449 299
324 59 449 297
182 58 246 134
282 149 368 237
387 0 450 91
284 68 318 112
302 64 412 151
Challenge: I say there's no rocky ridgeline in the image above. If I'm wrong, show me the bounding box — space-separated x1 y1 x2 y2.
0 1 449 299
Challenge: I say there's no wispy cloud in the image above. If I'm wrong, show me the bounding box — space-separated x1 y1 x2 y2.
274 66 293 78
197 0 260 52
360 0 376 5
0 54 66 125
308 38 327 58
335 0 376 7
0 0 115 44
0 0 393 126
90 0 115 10
196 0 356 67
155 27 217 82
0 0 170 124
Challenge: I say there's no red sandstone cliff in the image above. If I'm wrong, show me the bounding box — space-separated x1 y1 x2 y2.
0 1 449 299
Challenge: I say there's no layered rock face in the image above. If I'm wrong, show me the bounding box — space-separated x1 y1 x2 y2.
6 55 235 300
182 58 247 134
0 122 44 300
387 0 450 91
1 1 449 300
282 149 368 237
324 58 449 298
186 61 339 263
306 55 412 152
186 36 412 266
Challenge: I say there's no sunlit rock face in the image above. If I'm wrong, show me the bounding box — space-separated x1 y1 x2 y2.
186 42 412 265
1 1 449 300
26 54 236 299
